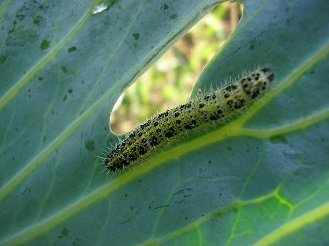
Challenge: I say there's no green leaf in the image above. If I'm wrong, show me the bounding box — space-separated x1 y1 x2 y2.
0 0 328 245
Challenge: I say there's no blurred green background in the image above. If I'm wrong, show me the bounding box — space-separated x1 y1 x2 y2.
110 2 241 134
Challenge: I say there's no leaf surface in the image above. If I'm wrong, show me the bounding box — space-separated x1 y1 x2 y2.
0 0 328 245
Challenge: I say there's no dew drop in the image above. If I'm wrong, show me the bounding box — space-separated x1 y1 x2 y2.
91 3 107 14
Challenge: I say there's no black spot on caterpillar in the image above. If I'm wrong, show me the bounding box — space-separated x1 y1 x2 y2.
104 67 274 172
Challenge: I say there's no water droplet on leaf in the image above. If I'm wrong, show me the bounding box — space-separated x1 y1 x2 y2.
91 3 107 14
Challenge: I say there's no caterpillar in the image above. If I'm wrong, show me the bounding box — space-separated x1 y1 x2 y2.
104 67 274 172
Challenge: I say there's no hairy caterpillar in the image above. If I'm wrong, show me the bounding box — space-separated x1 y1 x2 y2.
104 67 274 172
